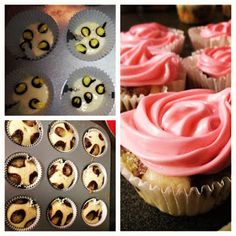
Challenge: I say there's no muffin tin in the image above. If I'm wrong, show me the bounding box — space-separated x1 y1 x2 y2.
5 121 112 231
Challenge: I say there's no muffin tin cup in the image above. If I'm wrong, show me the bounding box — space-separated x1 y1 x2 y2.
67 9 115 61
5 67 54 115
5 195 41 231
61 66 115 115
5 152 42 190
6 10 59 60
6 120 43 147
121 161 231 216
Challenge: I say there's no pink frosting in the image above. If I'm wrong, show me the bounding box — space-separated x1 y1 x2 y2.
200 20 231 38
121 88 231 176
197 47 231 78
121 41 181 87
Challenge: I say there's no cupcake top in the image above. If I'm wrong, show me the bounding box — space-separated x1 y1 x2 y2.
121 88 231 176
200 20 231 39
196 47 231 78
121 41 182 87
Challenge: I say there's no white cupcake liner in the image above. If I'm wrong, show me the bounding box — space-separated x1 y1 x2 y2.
5 67 54 115
47 158 78 191
5 195 41 231
121 160 231 216
6 120 43 148
61 66 115 115
67 9 115 61
6 10 59 60
46 197 77 229
5 152 42 190
183 51 231 92
188 27 231 50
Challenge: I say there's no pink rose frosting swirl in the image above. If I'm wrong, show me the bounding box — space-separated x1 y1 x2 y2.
121 41 181 87
121 88 231 176
197 47 231 78
200 20 231 38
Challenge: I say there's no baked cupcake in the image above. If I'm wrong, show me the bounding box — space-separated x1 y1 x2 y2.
121 22 184 54
48 159 77 191
183 46 231 91
6 196 40 231
121 41 186 111
188 20 231 50
121 88 231 216
6 120 42 147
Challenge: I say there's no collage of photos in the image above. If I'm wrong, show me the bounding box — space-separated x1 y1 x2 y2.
3 2 232 234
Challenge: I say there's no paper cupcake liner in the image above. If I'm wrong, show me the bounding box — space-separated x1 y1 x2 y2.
188 27 231 50
5 195 41 231
6 10 59 60
121 161 231 216
183 53 231 92
5 152 42 190
61 66 115 115
5 67 54 115
46 197 77 229
67 9 115 61
47 158 78 191
81 198 107 227
6 120 43 148
48 120 79 153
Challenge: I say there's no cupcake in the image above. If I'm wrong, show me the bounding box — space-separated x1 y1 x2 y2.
121 41 186 112
48 159 78 191
121 22 184 54
121 88 231 216
6 196 40 231
5 152 42 189
188 20 231 50
81 198 107 226
6 120 42 147
183 46 231 91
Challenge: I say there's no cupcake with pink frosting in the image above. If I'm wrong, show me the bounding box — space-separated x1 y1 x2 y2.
121 88 231 216
188 20 231 50
183 46 231 92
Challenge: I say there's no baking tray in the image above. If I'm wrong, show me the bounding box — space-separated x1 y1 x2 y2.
5 120 113 231
5 5 116 115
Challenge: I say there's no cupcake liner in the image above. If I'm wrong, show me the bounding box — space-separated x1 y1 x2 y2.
6 120 43 147
5 67 54 115
48 120 79 153
188 27 231 50
6 10 59 60
47 197 77 229
5 152 42 190
47 158 78 191
5 195 41 231
183 52 231 92
61 66 115 115
121 161 231 216
67 9 115 61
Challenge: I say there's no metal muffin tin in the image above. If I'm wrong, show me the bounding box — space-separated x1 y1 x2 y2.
5 121 112 231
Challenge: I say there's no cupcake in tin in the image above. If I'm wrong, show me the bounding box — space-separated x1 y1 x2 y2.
6 120 42 147
47 197 77 229
48 121 78 153
5 152 42 189
82 163 107 193
188 20 231 50
83 128 107 158
81 198 107 226
6 196 40 231
121 88 231 216
183 46 231 91
48 159 78 191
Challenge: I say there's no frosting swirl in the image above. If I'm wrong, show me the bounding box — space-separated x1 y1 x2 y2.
197 47 231 78
200 20 231 38
121 88 231 176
